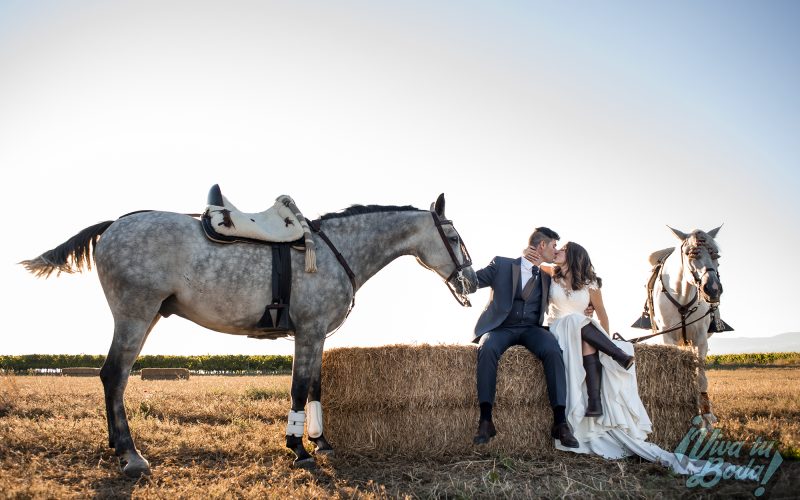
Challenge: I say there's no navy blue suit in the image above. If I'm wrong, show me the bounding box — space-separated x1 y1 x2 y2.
473 256 567 408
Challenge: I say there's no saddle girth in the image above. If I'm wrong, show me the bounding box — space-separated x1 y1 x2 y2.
255 243 294 334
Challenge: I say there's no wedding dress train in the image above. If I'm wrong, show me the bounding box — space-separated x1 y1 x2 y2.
546 279 705 474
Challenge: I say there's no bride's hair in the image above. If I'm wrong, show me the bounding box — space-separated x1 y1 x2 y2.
554 242 602 291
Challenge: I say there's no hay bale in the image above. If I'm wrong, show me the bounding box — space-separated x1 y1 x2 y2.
140 368 190 380
321 343 698 458
61 367 101 377
632 343 699 448
324 405 554 459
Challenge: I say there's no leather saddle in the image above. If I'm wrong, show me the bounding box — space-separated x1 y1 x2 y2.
203 184 305 244
200 185 318 337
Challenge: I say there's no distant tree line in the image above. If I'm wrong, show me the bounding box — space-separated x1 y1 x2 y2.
0 354 293 374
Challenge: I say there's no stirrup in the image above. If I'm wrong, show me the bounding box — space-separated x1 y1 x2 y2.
256 302 294 333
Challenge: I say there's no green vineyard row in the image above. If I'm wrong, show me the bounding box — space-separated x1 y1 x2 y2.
0 354 293 374
0 352 798 373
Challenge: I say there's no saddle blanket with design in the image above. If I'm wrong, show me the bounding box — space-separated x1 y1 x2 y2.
204 197 305 243
201 185 317 272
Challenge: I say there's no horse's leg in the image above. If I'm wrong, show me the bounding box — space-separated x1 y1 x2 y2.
696 339 718 426
285 334 323 467
101 314 159 450
307 346 333 456
100 313 160 477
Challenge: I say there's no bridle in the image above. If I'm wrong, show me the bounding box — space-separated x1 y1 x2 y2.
431 211 473 307
682 240 721 303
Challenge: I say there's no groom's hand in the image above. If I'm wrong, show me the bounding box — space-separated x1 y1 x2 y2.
523 246 542 265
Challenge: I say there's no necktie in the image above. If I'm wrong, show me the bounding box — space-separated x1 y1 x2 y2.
521 267 538 301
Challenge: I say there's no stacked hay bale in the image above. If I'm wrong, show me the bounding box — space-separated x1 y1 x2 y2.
321 343 698 458
61 367 101 376
140 368 190 380
633 343 699 448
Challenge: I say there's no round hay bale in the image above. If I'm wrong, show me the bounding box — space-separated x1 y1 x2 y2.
140 368 190 380
61 367 101 377
321 343 699 457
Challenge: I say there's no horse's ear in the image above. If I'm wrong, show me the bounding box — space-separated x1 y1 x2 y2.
706 224 723 239
667 226 689 241
433 193 446 217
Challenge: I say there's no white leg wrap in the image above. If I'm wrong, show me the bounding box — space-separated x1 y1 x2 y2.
286 410 305 437
307 401 323 439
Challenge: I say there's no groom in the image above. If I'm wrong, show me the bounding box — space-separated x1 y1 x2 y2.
471 227 578 448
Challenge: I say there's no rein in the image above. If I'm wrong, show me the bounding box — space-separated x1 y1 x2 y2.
615 308 715 344
308 219 357 307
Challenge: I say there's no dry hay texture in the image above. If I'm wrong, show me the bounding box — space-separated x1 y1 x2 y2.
321 343 698 459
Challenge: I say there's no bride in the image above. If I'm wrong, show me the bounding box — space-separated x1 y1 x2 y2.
529 242 706 474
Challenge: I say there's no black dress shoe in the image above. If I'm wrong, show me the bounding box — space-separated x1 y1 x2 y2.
473 419 497 445
551 423 579 448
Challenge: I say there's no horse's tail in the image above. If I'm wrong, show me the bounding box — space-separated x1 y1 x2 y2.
19 220 115 278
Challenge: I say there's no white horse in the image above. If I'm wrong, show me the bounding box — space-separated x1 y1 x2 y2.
652 226 724 427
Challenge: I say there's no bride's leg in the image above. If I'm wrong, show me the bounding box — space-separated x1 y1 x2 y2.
581 341 596 356
581 323 634 370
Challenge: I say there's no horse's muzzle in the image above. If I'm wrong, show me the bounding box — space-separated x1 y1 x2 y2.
456 268 478 294
448 268 477 306
701 276 723 304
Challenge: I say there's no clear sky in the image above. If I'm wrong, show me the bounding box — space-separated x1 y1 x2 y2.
1 1 798 356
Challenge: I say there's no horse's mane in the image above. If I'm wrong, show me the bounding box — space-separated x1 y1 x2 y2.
317 205 422 221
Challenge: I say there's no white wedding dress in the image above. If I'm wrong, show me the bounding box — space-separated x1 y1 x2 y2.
546 278 706 474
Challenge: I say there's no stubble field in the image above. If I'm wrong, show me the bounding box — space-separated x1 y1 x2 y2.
0 368 798 499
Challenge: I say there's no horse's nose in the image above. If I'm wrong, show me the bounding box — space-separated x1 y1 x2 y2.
703 279 722 299
463 268 478 293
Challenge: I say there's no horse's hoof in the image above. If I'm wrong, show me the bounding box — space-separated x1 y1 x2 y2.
293 457 316 469
309 434 334 456
120 457 151 478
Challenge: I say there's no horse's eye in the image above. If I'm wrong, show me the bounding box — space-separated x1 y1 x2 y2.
449 236 459 243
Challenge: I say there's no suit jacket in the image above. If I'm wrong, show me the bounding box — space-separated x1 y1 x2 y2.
472 256 550 342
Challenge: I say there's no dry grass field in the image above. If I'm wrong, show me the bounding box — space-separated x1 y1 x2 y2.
0 368 797 499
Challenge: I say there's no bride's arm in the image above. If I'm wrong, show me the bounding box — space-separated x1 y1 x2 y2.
539 262 556 276
588 287 610 333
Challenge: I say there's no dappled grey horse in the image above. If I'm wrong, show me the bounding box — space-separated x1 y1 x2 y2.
21 193 477 476
652 226 724 427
